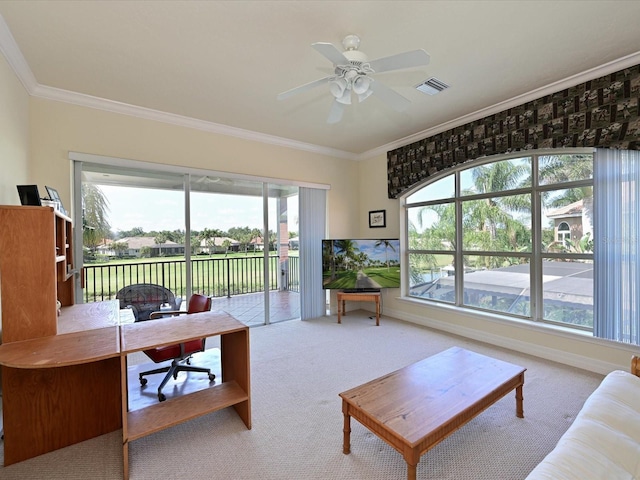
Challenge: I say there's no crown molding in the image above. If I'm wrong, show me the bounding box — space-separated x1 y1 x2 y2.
0 14 37 92
30 83 359 161
358 50 640 161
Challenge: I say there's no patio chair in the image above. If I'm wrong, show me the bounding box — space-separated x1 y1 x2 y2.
138 293 215 402
116 283 182 321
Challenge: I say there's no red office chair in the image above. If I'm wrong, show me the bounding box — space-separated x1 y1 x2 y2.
139 293 215 402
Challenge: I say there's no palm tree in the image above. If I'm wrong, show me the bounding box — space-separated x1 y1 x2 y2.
199 228 223 256
464 160 531 248
154 232 168 256
538 154 592 185
82 184 111 256
112 241 129 258
415 202 456 251
374 239 397 271
335 240 357 266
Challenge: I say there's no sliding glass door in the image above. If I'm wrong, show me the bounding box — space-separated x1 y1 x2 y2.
75 160 301 326
78 164 187 306
267 183 300 324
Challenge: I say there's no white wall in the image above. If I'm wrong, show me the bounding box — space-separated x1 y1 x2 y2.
28 97 361 239
0 52 29 204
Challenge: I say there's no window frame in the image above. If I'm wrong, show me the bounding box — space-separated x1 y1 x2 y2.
402 149 594 331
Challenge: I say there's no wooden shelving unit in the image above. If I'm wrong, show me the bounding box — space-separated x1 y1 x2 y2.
0 205 74 342
0 206 65 343
54 208 75 306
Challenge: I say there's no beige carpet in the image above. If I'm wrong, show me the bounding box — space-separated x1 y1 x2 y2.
0 312 604 479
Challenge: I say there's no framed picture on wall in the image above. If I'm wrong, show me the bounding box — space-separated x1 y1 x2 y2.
369 210 386 228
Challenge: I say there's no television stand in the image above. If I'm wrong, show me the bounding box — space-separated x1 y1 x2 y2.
337 291 381 326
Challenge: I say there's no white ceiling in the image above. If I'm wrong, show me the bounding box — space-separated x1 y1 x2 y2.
1 1 640 159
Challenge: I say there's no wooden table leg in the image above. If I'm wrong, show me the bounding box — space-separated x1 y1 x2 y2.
404 447 419 480
407 462 417 480
375 296 380 326
342 401 351 454
515 376 524 418
337 298 343 324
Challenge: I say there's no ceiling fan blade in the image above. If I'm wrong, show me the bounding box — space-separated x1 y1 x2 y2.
368 49 430 74
312 42 350 65
369 80 411 112
327 100 345 124
277 76 332 100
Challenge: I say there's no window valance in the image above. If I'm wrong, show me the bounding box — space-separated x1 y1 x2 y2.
387 64 640 199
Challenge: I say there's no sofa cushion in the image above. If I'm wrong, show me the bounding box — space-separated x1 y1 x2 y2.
525 370 640 480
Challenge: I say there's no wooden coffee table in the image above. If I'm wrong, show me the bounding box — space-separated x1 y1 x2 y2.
339 346 526 480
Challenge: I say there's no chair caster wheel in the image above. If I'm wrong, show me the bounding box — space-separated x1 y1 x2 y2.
158 393 166 402
140 377 148 387
208 373 216 382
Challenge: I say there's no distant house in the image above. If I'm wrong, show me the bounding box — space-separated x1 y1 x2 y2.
546 199 593 245
288 237 299 250
198 236 240 254
249 236 264 252
99 236 185 257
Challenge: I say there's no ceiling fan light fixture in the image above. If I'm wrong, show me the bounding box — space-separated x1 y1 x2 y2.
352 75 370 95
329 78 347 98
336 88 352 105
280 35 430 123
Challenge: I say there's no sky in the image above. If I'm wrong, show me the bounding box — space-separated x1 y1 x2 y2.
100 185 298 235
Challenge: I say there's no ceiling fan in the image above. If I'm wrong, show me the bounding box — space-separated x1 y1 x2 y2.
277 34 430 124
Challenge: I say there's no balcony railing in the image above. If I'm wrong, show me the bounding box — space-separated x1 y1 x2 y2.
83 255 299 303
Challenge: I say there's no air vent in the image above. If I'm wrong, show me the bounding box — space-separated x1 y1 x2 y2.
415 77 449 95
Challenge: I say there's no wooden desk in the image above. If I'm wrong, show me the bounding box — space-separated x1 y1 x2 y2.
0 304 251 480
337 291 381 326
0 303 123 466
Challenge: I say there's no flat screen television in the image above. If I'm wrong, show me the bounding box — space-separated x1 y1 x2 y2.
322 238 401 291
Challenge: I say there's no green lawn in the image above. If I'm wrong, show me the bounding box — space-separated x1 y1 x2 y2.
83 252 298 302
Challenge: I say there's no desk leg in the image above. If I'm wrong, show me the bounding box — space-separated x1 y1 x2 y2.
121 355 130 480
342 401 351 454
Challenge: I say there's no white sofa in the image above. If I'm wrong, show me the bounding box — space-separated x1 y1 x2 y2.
525 356 640 480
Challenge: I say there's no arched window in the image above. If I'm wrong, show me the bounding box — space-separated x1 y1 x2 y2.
557 222 571 245
403 151 593 330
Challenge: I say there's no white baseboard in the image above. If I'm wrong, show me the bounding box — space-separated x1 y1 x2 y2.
382 306 623 376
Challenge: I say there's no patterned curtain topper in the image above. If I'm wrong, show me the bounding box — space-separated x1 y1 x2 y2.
387 64 640 199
